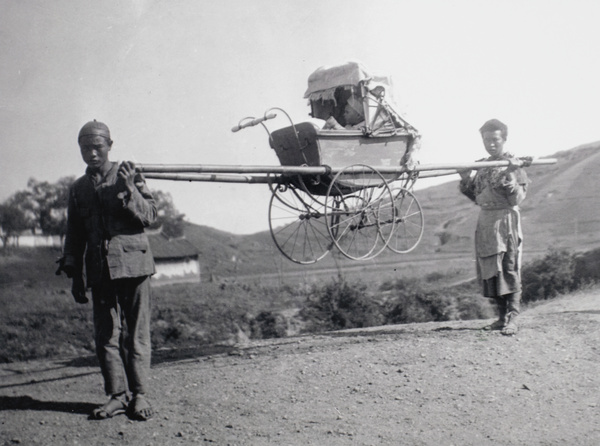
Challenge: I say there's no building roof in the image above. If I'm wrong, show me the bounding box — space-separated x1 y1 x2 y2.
148 233 199 260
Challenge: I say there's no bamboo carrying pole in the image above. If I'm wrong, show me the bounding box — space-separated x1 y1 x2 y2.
138 158 557 183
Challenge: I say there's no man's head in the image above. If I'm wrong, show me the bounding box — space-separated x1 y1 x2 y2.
78 120 113 170
479 119 507 159
78 120 112 143
343 96 364 127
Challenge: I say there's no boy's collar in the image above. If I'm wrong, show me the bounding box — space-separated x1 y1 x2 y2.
86 161 114 177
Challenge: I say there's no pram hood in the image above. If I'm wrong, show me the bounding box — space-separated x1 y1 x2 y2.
303 60 395 103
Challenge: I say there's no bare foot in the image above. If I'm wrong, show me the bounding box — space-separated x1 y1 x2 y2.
128 394 154 421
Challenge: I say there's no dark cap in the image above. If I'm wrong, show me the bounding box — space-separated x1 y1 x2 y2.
78 120 111 141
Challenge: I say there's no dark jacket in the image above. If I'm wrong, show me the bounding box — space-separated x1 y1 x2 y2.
63 162 157 287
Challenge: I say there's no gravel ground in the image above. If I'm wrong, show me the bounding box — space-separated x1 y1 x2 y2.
1 291 600 446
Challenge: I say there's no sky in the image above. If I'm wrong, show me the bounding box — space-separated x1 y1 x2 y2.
1 0 599 234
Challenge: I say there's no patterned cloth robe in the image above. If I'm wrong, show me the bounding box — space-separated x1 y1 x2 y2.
459 153 529 297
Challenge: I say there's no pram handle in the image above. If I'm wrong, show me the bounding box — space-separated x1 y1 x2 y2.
231 113 277 132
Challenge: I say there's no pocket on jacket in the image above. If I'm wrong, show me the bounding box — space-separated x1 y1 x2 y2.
106 235 155 279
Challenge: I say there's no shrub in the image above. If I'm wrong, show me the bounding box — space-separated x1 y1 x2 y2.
300 277 384 332
453 290 496 320
250 311 288 339
573 248 600 286
521 249 577 303
386 292 442 324
382 277 438 324
382 276 494 324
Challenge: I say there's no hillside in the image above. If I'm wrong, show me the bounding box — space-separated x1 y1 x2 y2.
2 288 599 445
418 141 600 255
179 142 600 281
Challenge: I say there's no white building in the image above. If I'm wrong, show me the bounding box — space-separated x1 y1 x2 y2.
148 233 201 286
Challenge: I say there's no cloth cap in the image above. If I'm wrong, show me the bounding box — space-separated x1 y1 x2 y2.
346 96 364 115
78 120 111 141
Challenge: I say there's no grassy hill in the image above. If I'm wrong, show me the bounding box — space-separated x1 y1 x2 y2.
522 142 600 250
397 141 600 256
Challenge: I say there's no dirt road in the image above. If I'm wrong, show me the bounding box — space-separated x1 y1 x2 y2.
1 290 599 445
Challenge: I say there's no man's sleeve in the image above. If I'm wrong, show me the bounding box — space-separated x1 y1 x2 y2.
121 174 158 227
62 186 85 275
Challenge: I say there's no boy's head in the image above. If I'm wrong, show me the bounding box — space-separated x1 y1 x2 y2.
479 119 507 159
479 119 507 140
78 120 113 170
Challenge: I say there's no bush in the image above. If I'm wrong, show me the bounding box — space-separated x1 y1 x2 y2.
250 311 288 339
454 291 496 320
300 277 384 332
386 292 444 324
573 248 600 286
522 249 577 303
383 277 494 324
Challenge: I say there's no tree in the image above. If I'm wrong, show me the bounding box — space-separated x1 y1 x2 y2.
148 189 186 238
27 176 74 240
0 199 30 247
0 177 73 246
1 176 184 246
7 190 38 231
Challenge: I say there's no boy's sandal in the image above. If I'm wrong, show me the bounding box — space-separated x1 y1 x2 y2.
482 319 505 331
128 394 154 421
90 397 127 420
501 323 518 336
